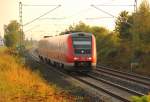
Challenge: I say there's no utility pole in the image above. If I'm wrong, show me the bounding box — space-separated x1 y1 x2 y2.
19 2 23 49
132 0 139 72
134 0 137 12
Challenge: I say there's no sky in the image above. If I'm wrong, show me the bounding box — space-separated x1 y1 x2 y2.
0 0 146 40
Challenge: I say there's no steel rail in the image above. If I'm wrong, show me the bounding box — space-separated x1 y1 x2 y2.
97 65 150 81
87 72 145 96
96 68 150 88
72 75 131 102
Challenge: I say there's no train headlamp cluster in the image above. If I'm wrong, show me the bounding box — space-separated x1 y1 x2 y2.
73 57 92 60
88 57 92 60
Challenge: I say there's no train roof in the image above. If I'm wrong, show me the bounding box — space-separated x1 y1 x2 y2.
71 32 92 35
43 32 92 38
60 31 92 35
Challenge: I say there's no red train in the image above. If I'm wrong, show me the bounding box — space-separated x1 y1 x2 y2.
37 32 97 72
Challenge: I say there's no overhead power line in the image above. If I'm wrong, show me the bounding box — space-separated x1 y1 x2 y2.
86 17 113 20
91 5 132 26
134 0 137 12
23 4 59 6
24 25 40 33
23 5 61 26
39 17 66 20
93 4 134 7
65 8 91 19
91 5 116 18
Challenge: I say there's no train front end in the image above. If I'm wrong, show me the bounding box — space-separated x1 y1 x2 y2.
67 32 97 71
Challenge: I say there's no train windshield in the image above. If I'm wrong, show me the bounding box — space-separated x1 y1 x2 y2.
72 37 91 49
72 36 92 55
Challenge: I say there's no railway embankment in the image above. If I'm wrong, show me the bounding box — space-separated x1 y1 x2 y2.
0 47 76 102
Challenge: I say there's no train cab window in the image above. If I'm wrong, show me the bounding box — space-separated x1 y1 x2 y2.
72 37 91 48
72 36 92 54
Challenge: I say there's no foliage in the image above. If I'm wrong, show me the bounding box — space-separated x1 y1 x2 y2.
0 48 75 102
115 0 150 45
115 11 133 39
114 0 150 72
133 0 150 41
4 20 23 48
131 95 150 102
62 21 91 33
131 0 150 53
97 32 120 61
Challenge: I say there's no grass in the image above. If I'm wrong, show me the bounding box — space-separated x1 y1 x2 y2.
0 47 75 102
131 93 150 102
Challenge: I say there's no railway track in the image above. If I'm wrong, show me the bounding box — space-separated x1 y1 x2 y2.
68 71 145 102
97 65 150 83
95 68 150 89
72 75 131 102
95 65 150 95
29 51 146 102
97 65 150 90
93 70 149 94
86 72 145 96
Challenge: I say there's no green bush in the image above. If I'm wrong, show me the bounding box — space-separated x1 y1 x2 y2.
131 95 150 102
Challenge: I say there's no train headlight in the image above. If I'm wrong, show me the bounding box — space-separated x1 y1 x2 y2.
88 57 92 60
74 57 79 60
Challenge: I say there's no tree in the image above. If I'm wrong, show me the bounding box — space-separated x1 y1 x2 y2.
4 20 23 48
68 21 91 32
133 0 150 41
115 11 133 39
131 0 150 52
59 22 91 35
